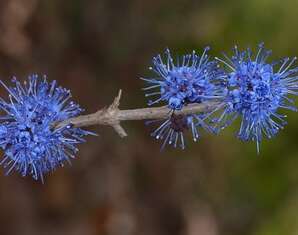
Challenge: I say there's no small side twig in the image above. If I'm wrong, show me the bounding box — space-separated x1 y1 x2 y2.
55 90 220 138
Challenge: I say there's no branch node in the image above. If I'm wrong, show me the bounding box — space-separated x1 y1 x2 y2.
102 90 127 137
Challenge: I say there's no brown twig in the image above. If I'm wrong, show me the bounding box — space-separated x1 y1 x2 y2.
55 90 220 138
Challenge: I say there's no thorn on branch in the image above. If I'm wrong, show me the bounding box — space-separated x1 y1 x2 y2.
109 89 122 111
107 89 127 138
112 124 127 138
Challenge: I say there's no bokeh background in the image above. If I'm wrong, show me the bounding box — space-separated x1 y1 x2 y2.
0 0 298 234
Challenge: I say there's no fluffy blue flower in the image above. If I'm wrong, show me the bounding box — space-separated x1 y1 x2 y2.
148 114 198 149
216 43 298 152
142 48 224 110
0 75 93 182
148 113 215 149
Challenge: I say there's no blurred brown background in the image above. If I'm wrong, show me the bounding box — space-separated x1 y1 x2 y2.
0 0 298 235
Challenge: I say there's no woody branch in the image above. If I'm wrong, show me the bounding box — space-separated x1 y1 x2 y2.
55 90 220 138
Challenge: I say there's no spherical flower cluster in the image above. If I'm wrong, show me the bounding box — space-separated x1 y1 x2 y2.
0 75 92 182
216 43 298 152
143 48 225 148
142 48 224 110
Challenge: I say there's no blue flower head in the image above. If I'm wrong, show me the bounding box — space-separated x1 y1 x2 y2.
142 48 224 110
148 113 215 149
0 75 93 182
216 43 298 153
